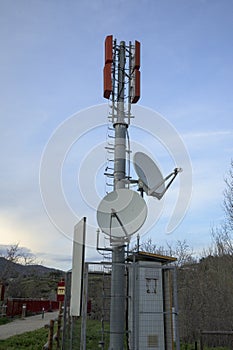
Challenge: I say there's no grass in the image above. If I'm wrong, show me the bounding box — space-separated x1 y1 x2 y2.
0 319 107 350
0 318 115 350
63 318 111 349
180 343 230 350
0 327 49 350
0 320 231 350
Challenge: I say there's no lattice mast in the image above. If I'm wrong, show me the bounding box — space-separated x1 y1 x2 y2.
103 35 141 349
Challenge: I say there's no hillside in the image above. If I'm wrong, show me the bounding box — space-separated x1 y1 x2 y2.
0 257 65 300
0 257 62 278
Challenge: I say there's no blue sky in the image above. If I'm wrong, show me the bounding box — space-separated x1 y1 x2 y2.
0 0 232 269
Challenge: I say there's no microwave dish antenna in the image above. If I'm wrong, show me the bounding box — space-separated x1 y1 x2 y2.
97 188 147 243
133 151 182 200
133 151 165 196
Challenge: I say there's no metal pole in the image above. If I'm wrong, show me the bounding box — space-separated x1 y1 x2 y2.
109 40 126 350
132 256 139 350
172 267 180 350
62 271 71 350
80 264 88 350
109 246 126 350
114 40 127 191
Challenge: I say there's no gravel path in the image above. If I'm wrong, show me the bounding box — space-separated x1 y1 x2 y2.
0 311 59 340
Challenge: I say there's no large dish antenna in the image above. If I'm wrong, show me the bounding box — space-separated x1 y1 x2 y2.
97 188 147 242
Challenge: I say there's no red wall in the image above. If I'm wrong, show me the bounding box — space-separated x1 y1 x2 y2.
6 298 59 317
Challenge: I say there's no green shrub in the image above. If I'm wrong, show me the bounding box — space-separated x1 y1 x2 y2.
0 317 12 326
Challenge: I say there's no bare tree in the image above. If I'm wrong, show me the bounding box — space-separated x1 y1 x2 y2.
138 237 166 255
139 237 195 266
207 160 233 257
178 160 233 345
1 243 38 265
166 239 196 266
223 159 233 231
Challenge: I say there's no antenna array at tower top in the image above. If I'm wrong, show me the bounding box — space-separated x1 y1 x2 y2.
103 35 141 119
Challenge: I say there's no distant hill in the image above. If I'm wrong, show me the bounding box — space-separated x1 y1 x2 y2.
0 256 64 278
0 257 65 299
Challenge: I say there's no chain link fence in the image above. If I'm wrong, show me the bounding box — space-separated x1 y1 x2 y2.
61 257 179 350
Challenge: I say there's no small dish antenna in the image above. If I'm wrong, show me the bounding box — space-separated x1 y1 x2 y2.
133 152 182 199
97 188 147 243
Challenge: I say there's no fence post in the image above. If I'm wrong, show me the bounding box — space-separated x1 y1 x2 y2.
61 270 72 350
56 302 63 349
200 331 203 350
48 319 55 350
21 304 26 319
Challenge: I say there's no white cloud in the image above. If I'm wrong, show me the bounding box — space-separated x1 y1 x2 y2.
183 129 233 140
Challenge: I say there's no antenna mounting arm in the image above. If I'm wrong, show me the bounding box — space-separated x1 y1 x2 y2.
149 167 182 199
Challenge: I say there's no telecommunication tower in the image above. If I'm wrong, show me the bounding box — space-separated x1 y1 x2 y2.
97 35 181 350
102 35 141 349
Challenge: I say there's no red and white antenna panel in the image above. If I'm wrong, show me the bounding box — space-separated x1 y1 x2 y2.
130 40 141 104
103 35 141 105
103 35 113 99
